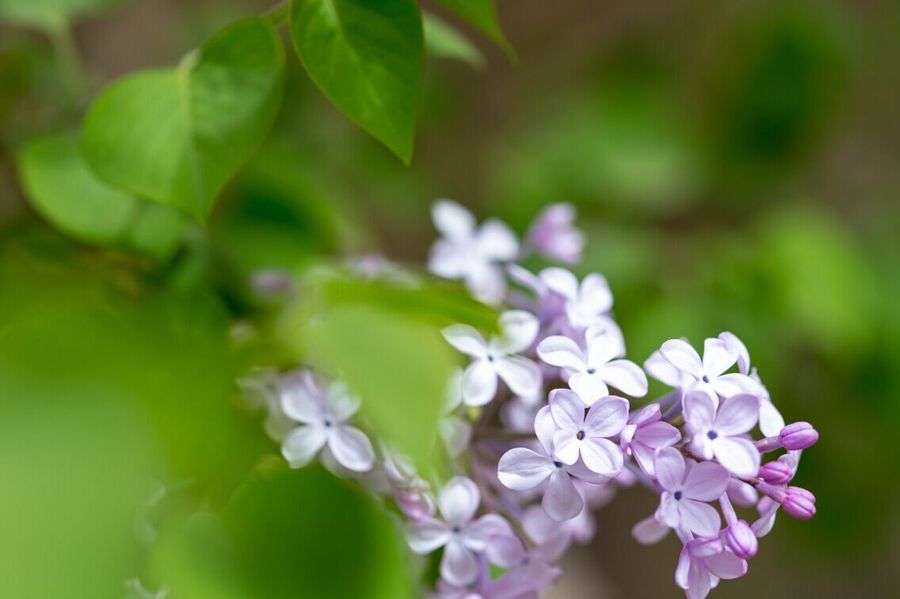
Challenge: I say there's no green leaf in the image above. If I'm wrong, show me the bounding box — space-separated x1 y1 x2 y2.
17 132 186 258
290 0 424 163
82 18 284 220
424 12 485 68
0 0 122 29
434 0 513 58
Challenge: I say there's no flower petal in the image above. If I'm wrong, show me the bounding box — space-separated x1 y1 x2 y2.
328 425 375 472
495 310 539 354
637 421 682 449
323 381 360 423
680 499 722 537
687 558 712 599
543 469 583 521
683 461 729 501
714 393 760 436
579 273 613 313
704 550 747 580
632 515 670 544
439 477 481 526
579 438 623 477
660 339 704 379
718 332 750 375
548 389 585 432
281 425 328 468
713 437 761 478
406 519 451 553
539 267 579 300
533 406 556 454
442 324 487 358
497 448 554 491
441 539 479 587
654 447 686 492
702 337 737 377
280 386 323 425
536 335 587 370
440 416 472 458
475 218 518 261
462 360 498 407
712 373 758 398
759 398 786 438
599 360 648 397
645 350 687 387
463 513 512 550
551 431 580 465
485 533 526 568
465 262 507 306
656 492 680 528
584 396 629 438
683 389 717 433
433 199 475 242
568 371 608 406
495 356 541 398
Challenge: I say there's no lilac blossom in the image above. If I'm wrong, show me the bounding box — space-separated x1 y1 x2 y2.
428 200 518 305
675 537 748 599
537 327 647 405
620 403 681 476
657 335 758 398
548 389 628 477
443 311 542 406
525 202 585 264
654 447 729 537
280 376 375 472
684 390 762 478
539 267 614 330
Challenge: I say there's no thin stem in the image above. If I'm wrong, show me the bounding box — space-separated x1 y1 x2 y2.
48 20 87 106
264 0 292 27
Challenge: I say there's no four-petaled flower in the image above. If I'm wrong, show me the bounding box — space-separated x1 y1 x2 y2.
442 310 542 406
654 447 729 537
280 375 375 472
538 326 647 405
406 477 510 587
684 390 761 478
539 267 614 330
657 336 757 398
620 403 681 476
428 200 518 305
525 202 585 264
675 537 748 599
548 389 628 477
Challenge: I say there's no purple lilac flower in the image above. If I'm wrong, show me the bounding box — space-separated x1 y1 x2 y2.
675 537 748 599
683 389 761 478
657 336 758 399
548 389 628 477
654 447 729 537
620 403 681 476
525 202 585 264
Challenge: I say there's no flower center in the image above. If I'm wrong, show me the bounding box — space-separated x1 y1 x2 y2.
674 491 683 501
487 354 495 363
702 375 710 383
576 430 585 441
707 430 718 440
553 460 564 468
586 367 596 375
323 419 333 428
451 525 462 534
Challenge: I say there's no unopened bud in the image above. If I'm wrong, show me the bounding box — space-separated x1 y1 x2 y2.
724 520 758 559
782 486 816 520
758 460 794 485
779 422 819 450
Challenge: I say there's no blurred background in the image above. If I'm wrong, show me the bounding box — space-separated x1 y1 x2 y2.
1 0 898 597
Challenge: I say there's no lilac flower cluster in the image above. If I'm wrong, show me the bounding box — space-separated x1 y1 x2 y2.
242 200 818 599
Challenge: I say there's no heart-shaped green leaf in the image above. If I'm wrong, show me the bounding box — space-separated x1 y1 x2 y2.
290 0 423 163
82 18 284 220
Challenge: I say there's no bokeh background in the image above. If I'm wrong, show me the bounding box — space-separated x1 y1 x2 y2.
1 0 898 597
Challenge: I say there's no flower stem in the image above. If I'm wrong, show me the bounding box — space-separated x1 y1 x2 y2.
264 0 292 27
48 20 87 106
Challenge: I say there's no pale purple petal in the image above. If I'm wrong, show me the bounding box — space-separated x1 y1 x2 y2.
439 477 481 526
680 499 722 537
536 336 586 370
656 493 680 528
727 479 759 508
752 498 779 537
495 310 539 354
645 350 687 387
759 399 786 438
599 360 649 397
579 438 623 477
718 332 750 375
328 425 375 472
281 387 323 424
442 325 488 358
428 239 467 279
660 339 704 379
713 437 761 478
568 372 609 406
684 389 717 432
433 199 475 242
462 360 498 407
465 262 507 306
704 551 747 580
485 533 526 568
702 337 737 377
712 373 759 398
463 514 512 550
440 416 472 457
654 447 686 492
714 393 760 436
585 327 623 365
497 448 554 491
637 421 681 448
687 559 712 599
323 382 360 422
475 219 518 261
495 356 542 398
543 469 583 521
580 273 613 313
533 406 556 454
441 539 479 586
407 518 451 553
281 425 328 467
584 396 629 438
548 389 585 432
675 547 691 590
631 442 658 475
682 461 729 501
552 432 580 465
539 267 579 300
632 515 670 544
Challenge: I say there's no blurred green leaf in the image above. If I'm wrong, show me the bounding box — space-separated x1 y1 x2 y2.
434 0 513 58
17 132 186 258
424 12 485 69
82 18 284 220
0 0 122 29
290 0 423 163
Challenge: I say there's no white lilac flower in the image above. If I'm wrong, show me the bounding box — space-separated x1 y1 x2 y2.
653 447 729 537
656 335 758 399
538 326 647 405
620 403 681 476
442 310 542 406
525 202 585 264
280 375 375 472
497 406 606 521
683 389 761 478
428 200 518 305
539 267 615 330
548 389 628 477
675 537 748 599
406 477 510 587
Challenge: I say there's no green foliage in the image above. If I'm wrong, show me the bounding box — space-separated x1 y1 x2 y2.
424 12 485 68
290 0 424 163
434 0 513 57
17 132 185 258
0 0 122 30
82 18 284 220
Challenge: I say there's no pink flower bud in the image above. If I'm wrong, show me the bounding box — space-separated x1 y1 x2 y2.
782 486 816 520
758 460 794 485
724 520 758 559
779 422 819 450
395 490 435 521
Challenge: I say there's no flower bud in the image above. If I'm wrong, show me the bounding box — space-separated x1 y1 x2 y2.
526 203 584 264
779 422 819 450
782 486 816 520
758 460 794 485
724 520 758 559
395 490 435 521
